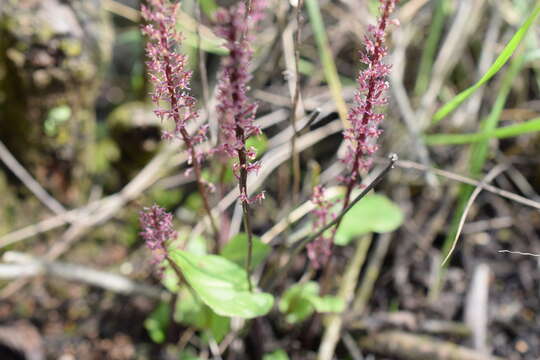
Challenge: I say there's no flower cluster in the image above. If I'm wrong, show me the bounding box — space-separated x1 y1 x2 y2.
215 0 266 203
139 204 177 264
308 0 398 268
141 0 207 167
307 186 335 268
340 0 398 187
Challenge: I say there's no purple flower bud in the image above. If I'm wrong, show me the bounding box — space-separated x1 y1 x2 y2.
139 204 177 265
307 186 336 268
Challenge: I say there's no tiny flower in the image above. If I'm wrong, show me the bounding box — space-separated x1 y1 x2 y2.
307 186 335 268
139 204 177 264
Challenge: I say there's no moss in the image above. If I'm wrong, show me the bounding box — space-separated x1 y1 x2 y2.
106 101 163 184
0 0 113 205
59 38 83 57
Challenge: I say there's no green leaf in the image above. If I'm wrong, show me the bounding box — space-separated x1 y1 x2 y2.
279 282 318 323
144 302 171 344
432 4 540 124
334 194 403 246
279 282 344 324
174 286 230 342
426 117 540 145
305 294 345 313
263 350 290 360
179 349 202 360
221 233 271 268
430 52 529 299
168 249 274 318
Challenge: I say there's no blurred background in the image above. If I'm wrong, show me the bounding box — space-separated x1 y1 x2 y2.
1 0 540 359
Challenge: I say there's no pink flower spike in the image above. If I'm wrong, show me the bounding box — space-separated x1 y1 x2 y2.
141 0 208 171
340 0 398 189
215 0 267 200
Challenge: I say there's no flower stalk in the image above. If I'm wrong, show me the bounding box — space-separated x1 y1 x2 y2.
141 0 219 240
215 0 266 291
308 0 398 267
340 0 398 209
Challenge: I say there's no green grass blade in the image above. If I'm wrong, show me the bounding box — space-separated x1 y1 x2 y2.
426 117 540 145
432 4 540 124
305 0 349 128
429 53 527 300
414 0 448 97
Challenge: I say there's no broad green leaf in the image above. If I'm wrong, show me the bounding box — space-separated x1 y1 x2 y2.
263 350 290 360
279 282 318 323
279 282 344 324
334 194 403 246
204 311 230 343
432 4 540 124
221 233 271 268
175 286 230 342
168 249 274 318
426 117 540 145
144 302 171 344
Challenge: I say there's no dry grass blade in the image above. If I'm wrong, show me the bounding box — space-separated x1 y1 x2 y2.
441 164 508 265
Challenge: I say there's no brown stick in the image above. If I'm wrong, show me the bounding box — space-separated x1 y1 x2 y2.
358 330 503 360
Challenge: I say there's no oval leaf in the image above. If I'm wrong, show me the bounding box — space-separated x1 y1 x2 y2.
168 249 274 319
279 282 319 324
335 194 403 246
279 281 344 324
